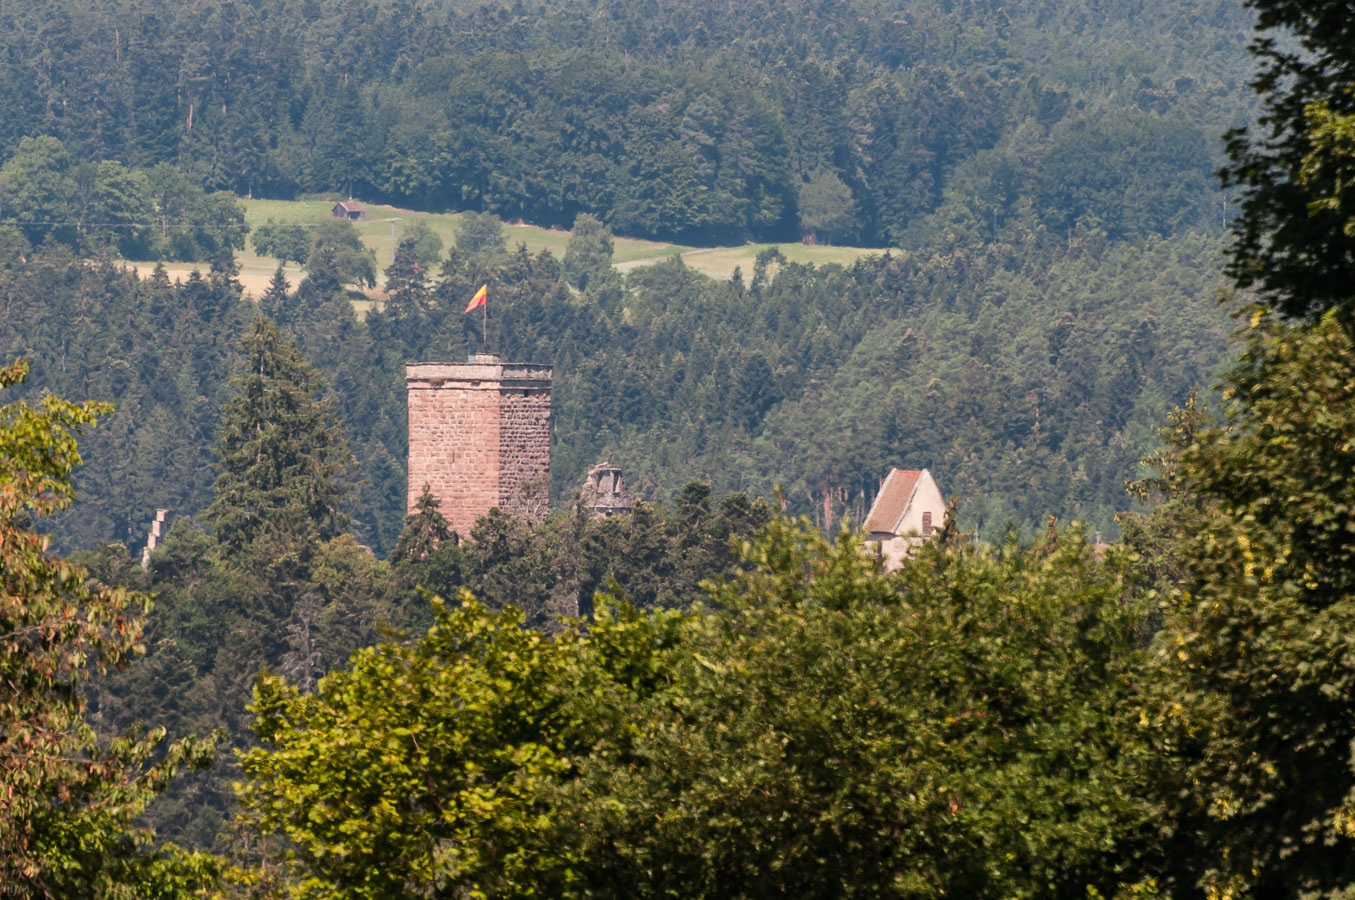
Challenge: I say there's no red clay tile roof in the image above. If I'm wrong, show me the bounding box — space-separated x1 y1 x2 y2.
862 468 921 535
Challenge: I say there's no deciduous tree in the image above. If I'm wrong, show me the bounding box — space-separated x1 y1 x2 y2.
238 514 1157 898
1221 0 1355 319
561 212 613 290
0 358 216 895
252 221 310 266
304 219 376 290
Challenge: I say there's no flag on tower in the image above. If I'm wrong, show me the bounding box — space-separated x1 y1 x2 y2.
464 284 487 313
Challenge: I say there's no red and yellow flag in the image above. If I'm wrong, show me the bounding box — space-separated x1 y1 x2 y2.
464 284 487 313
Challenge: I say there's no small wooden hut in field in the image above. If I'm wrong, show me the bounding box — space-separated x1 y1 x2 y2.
332 199 366 220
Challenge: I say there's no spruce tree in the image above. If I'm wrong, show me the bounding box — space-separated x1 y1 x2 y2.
392 486 454 562
258 265 291 325
386 488 465 634
378 237 434 352
206 316 353 555
116 322 372 850
201 315 356 718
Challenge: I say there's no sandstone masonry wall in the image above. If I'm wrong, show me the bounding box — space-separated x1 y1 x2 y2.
406 357 551 537
497 370 552 520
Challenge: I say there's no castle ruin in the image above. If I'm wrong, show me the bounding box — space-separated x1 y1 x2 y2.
579 461 633 518
406 354 552 537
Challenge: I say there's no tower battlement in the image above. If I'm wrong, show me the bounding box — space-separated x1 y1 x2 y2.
406 355 552 536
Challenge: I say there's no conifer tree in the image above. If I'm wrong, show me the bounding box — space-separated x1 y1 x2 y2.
206 316 353 555
392 486 454 562
199 316 356 730
378 236 435 351
385 487 465 634
111 323 373 851
257 265 291 324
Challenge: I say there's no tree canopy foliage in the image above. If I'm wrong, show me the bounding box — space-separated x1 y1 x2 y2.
304 219 377 290
0 359 215 896
15 1 1355 897
1222 0 1355 318
1136 311 1355 896
0 0 1249 551
207 316 354 553
0 0 1253 246
0 219 1228 557
237 519 1158 898
0 136 246 261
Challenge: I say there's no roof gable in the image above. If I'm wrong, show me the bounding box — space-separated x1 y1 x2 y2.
862 468 921 534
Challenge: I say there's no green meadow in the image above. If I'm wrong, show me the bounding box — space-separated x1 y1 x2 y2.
134 199 893 298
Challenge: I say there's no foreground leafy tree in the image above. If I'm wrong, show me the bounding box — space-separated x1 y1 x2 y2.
1222 0 1355 318
237 596 669 897
554 518 1158 898
1144 310 1355 897
1136 2 1355 894
238 515 1157 898
0 359 216 895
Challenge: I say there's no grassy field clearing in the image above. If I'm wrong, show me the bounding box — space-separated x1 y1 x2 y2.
241 200 687 270
125 199 891 298
646 242 899 281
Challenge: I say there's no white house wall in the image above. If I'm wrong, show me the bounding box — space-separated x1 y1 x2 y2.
870 470 947 571
893 471 945 539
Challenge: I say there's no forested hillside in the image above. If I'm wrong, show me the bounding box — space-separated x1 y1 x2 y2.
0 0 1252 244
0 0 1248 552
0 226 1228 555
24 0 1355 894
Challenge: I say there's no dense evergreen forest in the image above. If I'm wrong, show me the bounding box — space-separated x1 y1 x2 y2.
0 0 1253 550
0 225 1229 555
0 0 1252 244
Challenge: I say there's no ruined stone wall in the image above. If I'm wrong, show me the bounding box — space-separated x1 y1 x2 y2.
406 358 551 537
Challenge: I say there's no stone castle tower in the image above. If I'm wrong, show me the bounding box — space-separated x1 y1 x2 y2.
406 354 552 536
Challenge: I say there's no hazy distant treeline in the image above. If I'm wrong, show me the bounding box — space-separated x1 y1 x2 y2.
0 0 1253 244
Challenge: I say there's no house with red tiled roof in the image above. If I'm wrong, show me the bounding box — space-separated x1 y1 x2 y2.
862 468 945 570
